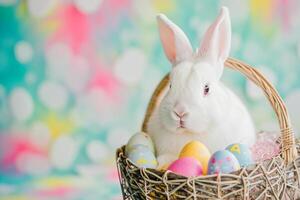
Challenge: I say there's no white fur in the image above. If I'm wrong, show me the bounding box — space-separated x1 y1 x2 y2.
149 7 256 167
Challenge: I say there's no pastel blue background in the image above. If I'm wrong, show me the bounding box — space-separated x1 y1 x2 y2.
0 0 300 199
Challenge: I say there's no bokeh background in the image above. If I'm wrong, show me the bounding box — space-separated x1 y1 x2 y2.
1 0 300 199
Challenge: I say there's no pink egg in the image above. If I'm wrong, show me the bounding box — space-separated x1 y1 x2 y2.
167 157 203 177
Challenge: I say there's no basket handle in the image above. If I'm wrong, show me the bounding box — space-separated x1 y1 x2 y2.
142 57 297 164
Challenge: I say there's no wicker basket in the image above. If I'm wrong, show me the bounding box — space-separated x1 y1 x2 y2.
116 58 300 199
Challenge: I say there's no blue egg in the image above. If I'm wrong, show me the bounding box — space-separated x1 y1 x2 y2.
127 145 158 168
208 150 240 175
126 132 155 155
226 143 253 167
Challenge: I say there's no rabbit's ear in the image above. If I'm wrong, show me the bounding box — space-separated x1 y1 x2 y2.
198 7 231 71
157 14 193 65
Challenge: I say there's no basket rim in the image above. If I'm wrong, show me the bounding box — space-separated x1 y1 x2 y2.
116 145 284 178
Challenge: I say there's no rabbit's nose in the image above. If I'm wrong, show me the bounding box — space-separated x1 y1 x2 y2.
173 110 187 119
173 103 188 119
173 109 188 120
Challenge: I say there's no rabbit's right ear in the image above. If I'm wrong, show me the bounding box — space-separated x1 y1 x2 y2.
198 7 231 77
157 14 193 65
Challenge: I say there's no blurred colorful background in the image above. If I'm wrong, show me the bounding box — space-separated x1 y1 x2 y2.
1 0 300 199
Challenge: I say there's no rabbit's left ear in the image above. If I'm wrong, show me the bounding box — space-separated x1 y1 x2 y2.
198 7 231 68
157 14 193 65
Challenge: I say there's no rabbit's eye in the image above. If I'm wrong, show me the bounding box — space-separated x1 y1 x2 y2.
204 84 210 96
169 84 172 89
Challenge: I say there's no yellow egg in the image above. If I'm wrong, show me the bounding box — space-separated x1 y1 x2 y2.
179 141 211 174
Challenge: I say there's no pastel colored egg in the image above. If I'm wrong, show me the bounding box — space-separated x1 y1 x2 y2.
208 150 240 175
167 157 203 177
126 132 155 155
226 143 253 167
179 141 211 174
127 145 157 168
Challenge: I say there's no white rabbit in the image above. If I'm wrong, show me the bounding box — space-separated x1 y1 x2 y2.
147 7 256 167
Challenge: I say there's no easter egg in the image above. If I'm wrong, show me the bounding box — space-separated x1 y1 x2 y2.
179 141 211 174
127 145 158 168
126 132 155 155
208 150 240 175
167 157 203 177
226 143 253 167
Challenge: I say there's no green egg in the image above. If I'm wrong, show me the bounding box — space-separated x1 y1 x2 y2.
126 132 155 155
127 145 157 168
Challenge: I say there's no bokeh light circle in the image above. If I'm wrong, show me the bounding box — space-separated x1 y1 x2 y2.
114 48 148 85
38 80 69 111
86 140 109 163
28 0 57 18
9 88 34 121
14 41 33 64
50 135 78 170
29 121 51 147
74 0 103 14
